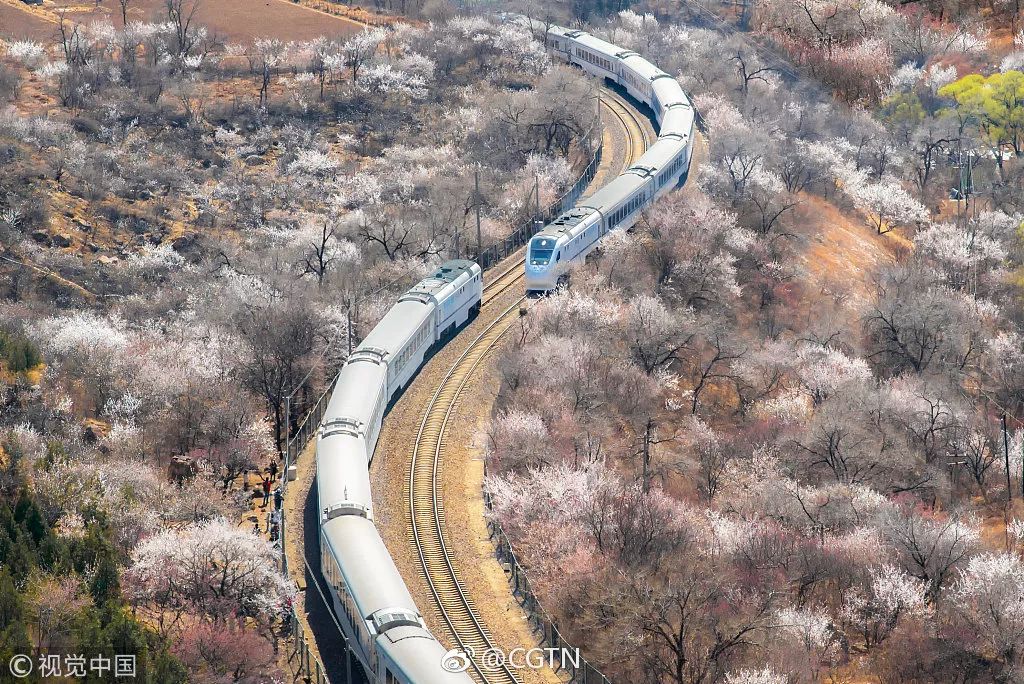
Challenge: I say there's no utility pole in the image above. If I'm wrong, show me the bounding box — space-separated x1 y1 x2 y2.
346 296 354 356
283 394 291 460
1005 413 1013 503
535 174 541 219
475 169 482 258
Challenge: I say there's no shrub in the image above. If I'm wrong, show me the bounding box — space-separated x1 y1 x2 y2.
0 330 41 372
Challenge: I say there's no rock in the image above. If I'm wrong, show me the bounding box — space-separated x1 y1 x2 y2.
171 234 197 253
30 230 51 246
244 154 264 167
86 242 100 253
138 189 153 201
81 418 110 444
97 255 116 266
51 233 72 248
168 455 197 483
73 218 93 231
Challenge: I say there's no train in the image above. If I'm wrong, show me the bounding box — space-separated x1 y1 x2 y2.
315 20 693 684
317 260 481 684
525 25 696 291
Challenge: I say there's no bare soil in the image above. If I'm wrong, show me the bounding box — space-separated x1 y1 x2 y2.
792 192 911 308
0 0 56 40
2 0 364 43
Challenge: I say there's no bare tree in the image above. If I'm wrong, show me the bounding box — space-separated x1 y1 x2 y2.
118 0 132 26
881 505 980 604
302 220 337 287
624 565 776 684
235 296 323 452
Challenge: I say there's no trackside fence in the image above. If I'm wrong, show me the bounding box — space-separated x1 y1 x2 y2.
472 140 603 271
288 610 331 684
483 491 613 684
280 377 342 684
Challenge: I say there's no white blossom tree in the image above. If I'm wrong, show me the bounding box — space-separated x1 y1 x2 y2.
951 553 1024 664
126 518 295 633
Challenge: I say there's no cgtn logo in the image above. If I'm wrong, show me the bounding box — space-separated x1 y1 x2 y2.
440 646 581 672
439 648 472 673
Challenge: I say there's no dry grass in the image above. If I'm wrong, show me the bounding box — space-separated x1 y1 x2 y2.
792 192 912 308
1 0 367 43
0 0 56 40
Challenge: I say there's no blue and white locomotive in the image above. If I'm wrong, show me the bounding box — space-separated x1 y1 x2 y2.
526 26 695 291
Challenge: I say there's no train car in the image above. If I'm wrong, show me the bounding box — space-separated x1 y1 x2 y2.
316 260 480 684
321 516 471 684
404 260 482 343
377 629 474 684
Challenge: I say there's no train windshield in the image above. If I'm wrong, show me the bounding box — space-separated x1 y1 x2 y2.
530 237 556 265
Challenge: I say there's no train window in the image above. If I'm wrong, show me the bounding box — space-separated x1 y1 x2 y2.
529 236 556 266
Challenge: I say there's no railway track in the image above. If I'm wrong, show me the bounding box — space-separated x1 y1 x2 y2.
481 258 525 306
477 91 648 309
601 88 650 166
409 298 528 684
400 87 651 684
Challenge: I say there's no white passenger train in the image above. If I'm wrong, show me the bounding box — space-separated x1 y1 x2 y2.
317 260 481 684
316 20 693 684
525 25 696 291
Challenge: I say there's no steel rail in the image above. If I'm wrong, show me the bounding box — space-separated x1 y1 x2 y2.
409 299 527 684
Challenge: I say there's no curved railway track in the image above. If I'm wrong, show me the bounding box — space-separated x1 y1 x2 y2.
601 88 650 166
481 259 525 306
479 89 650 306
409 298 528 684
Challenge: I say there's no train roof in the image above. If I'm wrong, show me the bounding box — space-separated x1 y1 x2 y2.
401 259 480 308
653 77 688 109
578 168 651 214
322 515 419 617
377 626 475 683
620 53 665 81
533 207 597 241
640 137 691 167
324 360 387 428
660 106 695 137
562 29 630 61
317 434 374 519
406 260 479 295
358 299 434 359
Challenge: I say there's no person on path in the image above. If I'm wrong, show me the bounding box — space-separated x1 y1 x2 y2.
273 487 283 511
262 477 271 506
269 459 278 481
